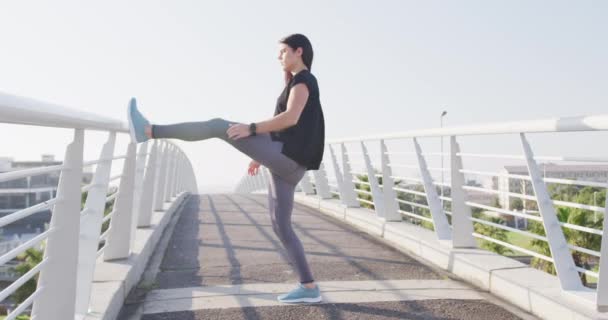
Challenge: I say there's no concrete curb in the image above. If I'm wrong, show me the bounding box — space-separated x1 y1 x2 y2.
84 192 190 320
294 193 608 320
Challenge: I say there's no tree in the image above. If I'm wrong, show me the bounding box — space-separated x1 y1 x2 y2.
528 205 603 286
11 247 44 306
9 189 116 311
473 216 513 255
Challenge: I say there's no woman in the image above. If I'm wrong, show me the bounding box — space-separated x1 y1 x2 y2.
127 33 325 304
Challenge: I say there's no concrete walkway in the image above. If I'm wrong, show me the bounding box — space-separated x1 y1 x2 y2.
117 194 539 320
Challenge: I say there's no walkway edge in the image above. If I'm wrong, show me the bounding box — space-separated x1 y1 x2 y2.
293 193 608 320
83 192 190 320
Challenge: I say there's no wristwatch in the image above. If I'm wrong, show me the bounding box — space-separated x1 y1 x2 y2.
249 123 257 136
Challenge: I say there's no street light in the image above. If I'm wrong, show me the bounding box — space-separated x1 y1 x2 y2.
440 110 448 209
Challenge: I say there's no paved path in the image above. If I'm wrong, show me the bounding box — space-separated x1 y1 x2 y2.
117 194 539 320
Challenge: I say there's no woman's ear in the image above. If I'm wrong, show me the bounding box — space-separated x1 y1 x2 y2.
295 47 303 57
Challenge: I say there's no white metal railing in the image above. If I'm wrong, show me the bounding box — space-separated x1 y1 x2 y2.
0 91 197 320
235 114 608 312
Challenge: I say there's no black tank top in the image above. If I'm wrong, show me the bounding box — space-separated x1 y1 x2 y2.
270 69 325 170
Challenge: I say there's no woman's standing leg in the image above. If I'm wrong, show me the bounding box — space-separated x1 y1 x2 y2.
267 169 315 284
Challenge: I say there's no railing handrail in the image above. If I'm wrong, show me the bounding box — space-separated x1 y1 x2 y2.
327 114 608 144
0 91 128 132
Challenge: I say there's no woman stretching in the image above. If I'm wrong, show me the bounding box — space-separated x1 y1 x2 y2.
127 33 325 304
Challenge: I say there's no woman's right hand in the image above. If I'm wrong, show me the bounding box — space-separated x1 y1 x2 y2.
248 160 261 176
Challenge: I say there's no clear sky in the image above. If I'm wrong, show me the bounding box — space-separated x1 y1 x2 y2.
1 1 606 192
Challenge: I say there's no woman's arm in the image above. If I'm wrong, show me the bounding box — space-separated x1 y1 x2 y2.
256 83 309 133
226 83 309 140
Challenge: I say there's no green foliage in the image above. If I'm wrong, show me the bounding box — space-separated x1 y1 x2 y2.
528 185 605 286
473 215 513 255
9 189 116 308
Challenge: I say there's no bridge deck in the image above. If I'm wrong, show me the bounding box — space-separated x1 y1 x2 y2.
118 194 536 320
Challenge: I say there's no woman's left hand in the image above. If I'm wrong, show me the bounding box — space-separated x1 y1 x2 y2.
227 123 251 140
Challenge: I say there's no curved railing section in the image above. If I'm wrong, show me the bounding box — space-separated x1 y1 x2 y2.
236 114 608 311
0 91 197 319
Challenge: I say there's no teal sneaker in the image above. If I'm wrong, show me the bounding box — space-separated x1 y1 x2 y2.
277 283 322 304
127 97 150 143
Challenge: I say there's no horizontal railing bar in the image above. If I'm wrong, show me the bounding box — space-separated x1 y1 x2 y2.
357 198 375 205
390 175 423 183
393 187 426 197
102 210 114 224
0 229 53 266
576 267 599 279
398 210 434 223
465 202 544 222
0 164 65 183
438 196 452 202
327 114 608 143
0 258 48 302
97 247 105 258
460 169 608 188
463 186 536 200
355 189 373 196
82 155 127 167
0 199 57 229
396 198 430 209
471 217 547 242
458 152 608 163
388 164 417 169
472 232 553 262
0 91 128 131
4 285 42 320
99 227 111 242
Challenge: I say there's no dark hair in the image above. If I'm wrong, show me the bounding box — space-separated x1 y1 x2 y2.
279 34 314 71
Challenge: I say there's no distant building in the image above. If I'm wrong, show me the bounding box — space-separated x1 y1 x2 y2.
492 163 608 210
0 154 93 243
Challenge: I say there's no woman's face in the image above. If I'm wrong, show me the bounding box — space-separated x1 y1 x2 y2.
277 43 301 72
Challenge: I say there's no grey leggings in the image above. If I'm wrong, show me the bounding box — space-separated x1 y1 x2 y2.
152 118 315 284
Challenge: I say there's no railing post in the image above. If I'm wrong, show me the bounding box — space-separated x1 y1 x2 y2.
312 163 332 199
189 159 198 194
154 142 169 211
520 133 582 290
31 129 84 319
361 141 385 217
299 172 315 194
129 142 149 247
177 152 184 194
172 151 181 196
164 145 175 202
597 190 608 311
74 132 116 317
329 144 347 205
450 136 476 248
380 140 401 221
413 137 452 242
138 141 159 227
103 141 138 260
341 143 360 207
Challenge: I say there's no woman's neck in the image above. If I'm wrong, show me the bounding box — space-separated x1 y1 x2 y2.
291 65 308 75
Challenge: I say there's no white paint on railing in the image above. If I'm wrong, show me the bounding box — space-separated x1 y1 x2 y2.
0 92 198 319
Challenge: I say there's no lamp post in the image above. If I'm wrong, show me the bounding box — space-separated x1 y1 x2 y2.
440 110 447 209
